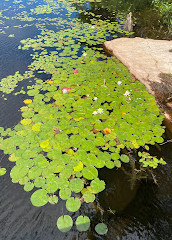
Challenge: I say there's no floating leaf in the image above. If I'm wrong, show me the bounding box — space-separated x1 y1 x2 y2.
66 197 81 212
82 166 98 180
0 168 6 176
57 215 73 233
105 161 115 169
95 137 105 146
24 182 34 192
20 119 32 125
95 223 108 235
40 140 50 148
114 160 121 168
10 165 29 182
30 189 49 207
49 195 58 204
59 188 71 200
28 166 42 179
111 153 120 160
120 154 130 163
69 178 84 193
34 177 45 188
9 153 18 162
83 191 95 203
90 178 105 194
45 178 59 193
24 99 32 104
32 123 42 131
27 89 39 96
76 216 90 232
73 161 83 172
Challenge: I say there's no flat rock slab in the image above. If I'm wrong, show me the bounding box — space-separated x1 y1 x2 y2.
103 37 172 136
104 37 172 92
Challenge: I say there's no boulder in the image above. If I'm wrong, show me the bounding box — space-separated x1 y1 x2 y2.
103 37 172 136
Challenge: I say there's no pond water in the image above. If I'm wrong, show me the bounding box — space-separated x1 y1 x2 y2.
0 0 172 239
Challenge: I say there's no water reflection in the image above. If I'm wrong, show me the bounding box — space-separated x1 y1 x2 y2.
75 0 171 39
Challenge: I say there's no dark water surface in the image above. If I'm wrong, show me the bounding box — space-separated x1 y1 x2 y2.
0 0 172 239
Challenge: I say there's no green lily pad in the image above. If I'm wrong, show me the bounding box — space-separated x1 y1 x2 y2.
57 215 73 233
59 188 71 200
28 166 42 179
34 177 45 188
94 137 105 146
66 197 81 212
0 168 6 176
90 178 105 194
105 161 115 169
120 154 130 163
69 178 84 193
10 165 29 182
95 223 108 235
49 195 58 204
114 160 121 168
76 216 90 232
83 191 95 203
24 182 34 192
30 189 49 207
82 166 98 180
20 118 32 125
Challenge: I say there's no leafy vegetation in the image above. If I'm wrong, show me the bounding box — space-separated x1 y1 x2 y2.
152 0 172 30
0 0 167 235
95 223 108 235
57 215 73 232
0 168 7 176
76 216 90 231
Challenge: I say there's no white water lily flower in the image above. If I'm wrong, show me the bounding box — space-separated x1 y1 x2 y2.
124 90 130 96
82 52 87 57
117 81 122 85
97 108 104 114
90 26 95 29
62 89 68 93
128 97 131 101
92 110 98 115
93 97 98 101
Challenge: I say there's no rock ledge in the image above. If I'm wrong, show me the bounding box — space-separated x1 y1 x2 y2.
103 37 172 136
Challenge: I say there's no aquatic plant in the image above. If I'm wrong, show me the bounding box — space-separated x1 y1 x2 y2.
0 0 166 235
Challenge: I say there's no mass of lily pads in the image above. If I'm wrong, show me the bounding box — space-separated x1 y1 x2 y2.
0 0 166 235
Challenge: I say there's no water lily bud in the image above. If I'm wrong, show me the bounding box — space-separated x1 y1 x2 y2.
74 70 78 74
62 87 71 93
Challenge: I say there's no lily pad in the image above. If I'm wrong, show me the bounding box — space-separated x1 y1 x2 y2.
82 166 98 180
95 223 108 235
24 182 34 192
76 216 90 232
66 197 81 212
120 154 130 163
69 178 84 193
0 168 6 176
30 189 49 207
49 195 58 204
57 215 73 233
20 118 32 125
83 191 95 203
90 178 105 194
59 188 71 200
